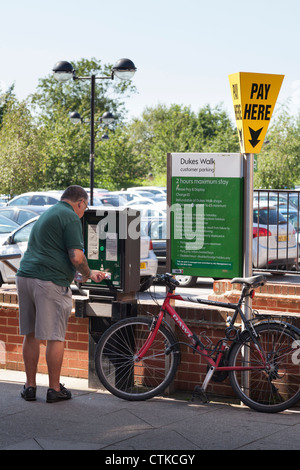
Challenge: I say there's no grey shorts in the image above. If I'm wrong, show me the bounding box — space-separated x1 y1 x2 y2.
16 276 72 341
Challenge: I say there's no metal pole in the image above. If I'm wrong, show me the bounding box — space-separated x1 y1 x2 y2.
90 75 95 206
243 153 254 304
242 152 254 398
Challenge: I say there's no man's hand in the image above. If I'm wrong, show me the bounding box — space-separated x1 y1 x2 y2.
90 270 108 283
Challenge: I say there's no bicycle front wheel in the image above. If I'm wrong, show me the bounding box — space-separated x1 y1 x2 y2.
95 317 180 401
229 322 300 413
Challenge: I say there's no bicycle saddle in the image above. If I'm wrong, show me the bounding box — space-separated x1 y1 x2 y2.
231 275 266 288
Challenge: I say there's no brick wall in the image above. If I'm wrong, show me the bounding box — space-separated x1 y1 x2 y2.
0 289 89 379
211 279 300 314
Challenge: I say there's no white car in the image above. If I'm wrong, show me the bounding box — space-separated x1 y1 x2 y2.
127 186 166 196
110 190 156 204
7 191 63 206
0 217 157 290
125 202 166 219
253 204 298 270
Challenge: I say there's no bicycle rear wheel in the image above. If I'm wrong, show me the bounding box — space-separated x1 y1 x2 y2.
229 322 300 413
95 317 180 401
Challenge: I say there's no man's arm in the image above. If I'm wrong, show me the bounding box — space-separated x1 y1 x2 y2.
68 248 106 282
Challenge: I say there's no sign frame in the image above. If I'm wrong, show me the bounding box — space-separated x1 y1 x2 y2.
167 153 244 279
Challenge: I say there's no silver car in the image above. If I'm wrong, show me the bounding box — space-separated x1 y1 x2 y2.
253 203 298 270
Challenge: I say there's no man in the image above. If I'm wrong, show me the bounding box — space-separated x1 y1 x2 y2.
16 185 106 403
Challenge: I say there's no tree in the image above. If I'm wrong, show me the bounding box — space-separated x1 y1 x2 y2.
128 103 239 180
0 84 15 129
94 126 144 190
0 98 46 196
255 108 300 189
30 58 137 189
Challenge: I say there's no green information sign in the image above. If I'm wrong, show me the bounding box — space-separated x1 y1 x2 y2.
168 153 244 279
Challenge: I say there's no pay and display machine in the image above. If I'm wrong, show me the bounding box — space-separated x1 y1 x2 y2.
73 207 140 387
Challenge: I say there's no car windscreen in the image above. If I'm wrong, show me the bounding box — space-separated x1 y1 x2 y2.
253 208 287 225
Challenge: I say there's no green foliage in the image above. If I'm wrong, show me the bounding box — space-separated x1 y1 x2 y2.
0 98 47 196
254 107 300 189
128 103 239 178
0 84 15 129
10 59 300 195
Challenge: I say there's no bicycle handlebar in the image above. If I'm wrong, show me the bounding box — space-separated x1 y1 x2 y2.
156 273 180 287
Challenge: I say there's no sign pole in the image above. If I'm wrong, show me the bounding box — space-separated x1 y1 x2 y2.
243 152 254 312
242 152 254 398
229 71 284 401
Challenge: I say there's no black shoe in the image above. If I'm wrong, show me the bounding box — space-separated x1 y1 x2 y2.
21 385 36 401
46 383 72 403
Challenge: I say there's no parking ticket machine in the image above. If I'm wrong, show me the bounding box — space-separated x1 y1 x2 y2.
73 207 141 387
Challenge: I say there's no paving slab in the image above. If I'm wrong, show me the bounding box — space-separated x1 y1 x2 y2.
1 370 300 451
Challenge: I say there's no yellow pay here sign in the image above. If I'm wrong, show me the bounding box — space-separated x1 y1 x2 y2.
228 72 284 154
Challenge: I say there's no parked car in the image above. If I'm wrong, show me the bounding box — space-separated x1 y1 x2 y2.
111 190 157 204
0 206 48 225
0 216 158 290
0 215 19 244
145 218 197 287
0 195 10 206
253 203 297 270
7 189 112 207
7 191 63 206
125 202 166 219
127 186 166 196
253 191 290 207
0 217 36 284
288 191 300 210
139 226 158 291
93 194 127 207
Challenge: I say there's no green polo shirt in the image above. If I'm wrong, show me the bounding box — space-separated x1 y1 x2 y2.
17 201 84 286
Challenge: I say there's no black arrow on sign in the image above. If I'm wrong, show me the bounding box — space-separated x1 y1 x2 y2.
248 127 263 148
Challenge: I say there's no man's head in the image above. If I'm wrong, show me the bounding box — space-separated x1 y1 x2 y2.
61 185 89 218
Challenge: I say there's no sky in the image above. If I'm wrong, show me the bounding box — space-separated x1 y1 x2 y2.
1 0 300 124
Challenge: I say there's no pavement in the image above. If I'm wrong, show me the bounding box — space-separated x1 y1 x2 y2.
1 370 300 452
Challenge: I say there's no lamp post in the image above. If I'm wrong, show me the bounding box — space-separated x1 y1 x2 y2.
52 59 136 205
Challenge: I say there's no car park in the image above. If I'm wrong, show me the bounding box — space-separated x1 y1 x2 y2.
0 217 36 284
0 215 19 244
125 202 166 219
145 217 197 287
93 194 127 207
127 186 166 196
0 216 157 290
110 190 157 204
288 191 300 210
0 206 48 225
146 203 298 286
252 203 297 270
7 191 63 206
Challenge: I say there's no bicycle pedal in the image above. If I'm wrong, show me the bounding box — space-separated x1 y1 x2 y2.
191 386 209 404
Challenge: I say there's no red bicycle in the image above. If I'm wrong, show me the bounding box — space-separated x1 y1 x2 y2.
95 273 300 413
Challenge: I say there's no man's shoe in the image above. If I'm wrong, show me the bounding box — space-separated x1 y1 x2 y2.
46 383 72 403
21 385 36 401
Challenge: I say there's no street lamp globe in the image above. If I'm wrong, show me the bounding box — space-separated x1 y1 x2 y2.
69 112 82 124
101 111 114 125
112 58 137 80
52 61 74 82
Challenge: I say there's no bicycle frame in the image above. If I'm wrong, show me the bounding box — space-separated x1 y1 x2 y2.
136 288 266 375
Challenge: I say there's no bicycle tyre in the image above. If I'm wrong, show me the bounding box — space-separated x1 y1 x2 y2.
95 317 180 401
228 322 300 413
